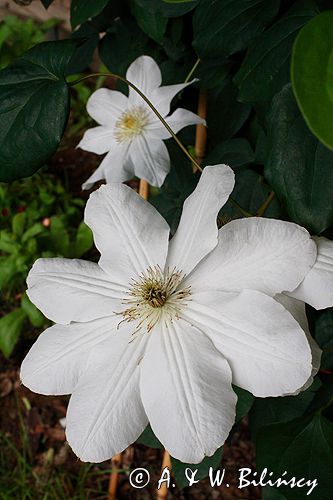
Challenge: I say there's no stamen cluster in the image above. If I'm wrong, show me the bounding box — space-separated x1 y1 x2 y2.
114 106 149 143
120 265 191 335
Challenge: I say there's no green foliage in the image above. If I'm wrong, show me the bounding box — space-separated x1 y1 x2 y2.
291 10 333 150
171 447 223 489
265 84 333 234
0 15 58 70
0 0 332 488
0 40 76 182
71 0 110 29
256 414 333 500
0 172 93 356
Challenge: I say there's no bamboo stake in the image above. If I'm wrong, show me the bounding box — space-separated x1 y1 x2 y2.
108 453 122 500
193 89 207 171
139 179 150 200
157 450 172 499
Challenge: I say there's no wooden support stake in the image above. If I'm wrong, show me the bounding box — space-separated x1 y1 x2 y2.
157 450 172 499
108 453 122 500
193 89 207 171
139 179 149 200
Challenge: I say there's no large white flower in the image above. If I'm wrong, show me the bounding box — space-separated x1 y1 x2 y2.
287 236 333 310
21 165 317 464
78 55 204 189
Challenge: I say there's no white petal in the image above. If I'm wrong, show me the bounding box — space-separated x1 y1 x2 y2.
21 316 117 395
189 217 316 296
87 88 128 126
27 258 123 325
275 293 322 392
288 237 333 309
85 183 170 285
183 290 312 397
130 136 170 187
140 319 236 463
146 108 206 140
167 165 235 275
66 324 148 462
77 126 115 154
126 55 162 106
149 78 199 117
82 143 132 190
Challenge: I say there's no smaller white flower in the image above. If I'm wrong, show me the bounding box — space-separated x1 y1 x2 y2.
78 55 205 189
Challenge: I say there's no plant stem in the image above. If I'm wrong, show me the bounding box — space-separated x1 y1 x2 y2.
184 58 201 84
256 191 275 217
68 72 203 172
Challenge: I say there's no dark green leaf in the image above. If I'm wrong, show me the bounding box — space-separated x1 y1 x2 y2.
222 169 281 219
74 221 93 258
205 139 254 169
68 22 100 74
234 386 255 422
12 212 26 236
21 292 45 328
250 378 321 439
314 309 333 371
171 447 223 489
137 424 163 448
207 82 251 143
256 414 333 500
193 0 280 59
134 0 198 17
99 18 153 76
265 84 333 233
263 486 287 500
131 1 168 44
0 40 76 182
291 10 333 151
71 0 110 30
234 0 319 103
0 255 16 288
0 308 26 357
41 0 55 7
49 216 70 256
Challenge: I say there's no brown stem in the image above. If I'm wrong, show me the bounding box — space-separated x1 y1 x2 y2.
256 191 275 217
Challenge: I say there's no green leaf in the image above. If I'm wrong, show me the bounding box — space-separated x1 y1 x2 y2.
171 447 223 489
0 255 16 288
222 169 281 219
314 309 333 371
256 414 333 500
21 292 44 328
265 84 333 234
49 216 70 256
263 486 287 500
131 1 168 44
0 40 76 182
234 386 255 422
21 222 44 243
41 0 55 8
74 221 93 258
206 82 251 143
70 0 109 29
205 139 254 169
193 0 280 59
250 378 321 439
12 212 26 236
291 11 333 151
134 0 198 17
136 425 163 448
234 0 319 103
0 308 26 357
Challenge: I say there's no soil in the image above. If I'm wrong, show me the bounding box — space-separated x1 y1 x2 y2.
0 145 261 499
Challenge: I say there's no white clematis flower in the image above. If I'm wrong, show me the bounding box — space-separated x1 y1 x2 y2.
78 55 205 189
21 164 317 464
287 236 333 310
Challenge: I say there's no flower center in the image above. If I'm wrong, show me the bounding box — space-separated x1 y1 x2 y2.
120 266 191 335
114 106 149 143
